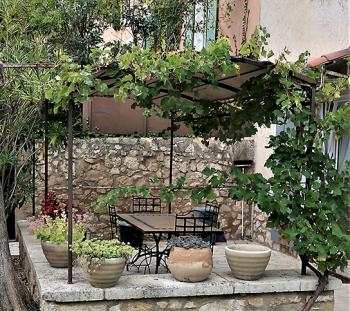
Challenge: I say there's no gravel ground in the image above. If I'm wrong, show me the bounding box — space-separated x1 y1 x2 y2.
11 255 29 289
11 255 39 311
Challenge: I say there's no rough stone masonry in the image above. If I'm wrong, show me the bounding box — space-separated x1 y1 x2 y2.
23 137 272 245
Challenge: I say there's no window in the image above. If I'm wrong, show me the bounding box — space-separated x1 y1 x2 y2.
185 0 218 51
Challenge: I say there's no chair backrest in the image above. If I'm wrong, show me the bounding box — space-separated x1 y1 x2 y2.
131 196 162 213
204 201 221 227
108 205 118 238
175 214 214 237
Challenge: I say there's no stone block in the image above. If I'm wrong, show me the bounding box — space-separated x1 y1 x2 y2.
104 273 233 300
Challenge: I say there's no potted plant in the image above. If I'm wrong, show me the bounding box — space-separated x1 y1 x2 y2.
34 215 85 268
71 239 133 288
167 236 213 282
225 244 271 280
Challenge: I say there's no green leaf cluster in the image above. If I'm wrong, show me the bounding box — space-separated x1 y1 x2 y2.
34 215 85 244
91 185 151 211
71 238 133 259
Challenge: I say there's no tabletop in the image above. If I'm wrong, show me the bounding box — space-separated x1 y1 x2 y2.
117 213 223 234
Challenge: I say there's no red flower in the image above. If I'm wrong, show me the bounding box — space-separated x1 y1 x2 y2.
41 191 69 219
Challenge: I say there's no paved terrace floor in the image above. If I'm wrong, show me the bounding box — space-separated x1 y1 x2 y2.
125 241 348 311
124 240 300 275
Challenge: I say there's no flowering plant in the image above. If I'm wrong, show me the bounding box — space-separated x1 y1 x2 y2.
41 191 68 219
34 214 85 244
26 216 45 234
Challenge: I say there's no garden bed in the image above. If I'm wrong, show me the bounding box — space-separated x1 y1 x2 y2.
17 220 341 311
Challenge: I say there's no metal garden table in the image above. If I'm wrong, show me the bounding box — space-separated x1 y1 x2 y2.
117 213 223 273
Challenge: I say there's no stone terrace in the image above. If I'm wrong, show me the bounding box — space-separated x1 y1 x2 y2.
17 221 342 311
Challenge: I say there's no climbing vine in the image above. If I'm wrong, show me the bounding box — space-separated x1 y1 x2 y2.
48 30 349 310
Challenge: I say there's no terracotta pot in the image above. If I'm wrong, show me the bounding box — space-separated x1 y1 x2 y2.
41 241 71 268
167 246 213 282
84 258 126 288
225 244 271 280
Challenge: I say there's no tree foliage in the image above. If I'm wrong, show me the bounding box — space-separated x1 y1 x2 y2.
120 0 215 51
0 0 53 216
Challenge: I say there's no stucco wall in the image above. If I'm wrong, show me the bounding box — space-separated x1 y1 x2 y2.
260 0 350 60
218 0 260 53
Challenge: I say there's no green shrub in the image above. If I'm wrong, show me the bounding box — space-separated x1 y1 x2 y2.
34 215 85 244
71 239 134 259
72 239 134 272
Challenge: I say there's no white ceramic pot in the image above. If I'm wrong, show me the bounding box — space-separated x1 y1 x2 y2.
225 244 271 280
167 246 213 282
84 258 126 288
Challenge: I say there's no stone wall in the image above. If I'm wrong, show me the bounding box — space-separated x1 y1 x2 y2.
40 292 335 311
23 137 273 241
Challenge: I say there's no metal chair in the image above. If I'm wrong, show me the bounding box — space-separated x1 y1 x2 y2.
131 197 162 213
174 212 216 246
108 197 162 273
193 201 226 243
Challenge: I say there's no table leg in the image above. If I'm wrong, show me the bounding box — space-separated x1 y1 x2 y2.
153 233 163 274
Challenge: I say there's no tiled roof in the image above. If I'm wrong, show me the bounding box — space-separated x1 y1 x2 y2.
308 47 350 67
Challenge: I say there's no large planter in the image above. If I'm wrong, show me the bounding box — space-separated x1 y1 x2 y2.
167 246 213 282
84 258 126 288
225 244 271 280
41 241 71 268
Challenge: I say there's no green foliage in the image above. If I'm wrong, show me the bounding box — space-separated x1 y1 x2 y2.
225 47 350 273
71 238 133 272
18 0 122 64
228 121 350 272
324 104 350 137
46 59 94 112
121 0 216 51
71 238 133 259
91 185 151 211
0 0 54 215
34 215 85 244
239 26 274 59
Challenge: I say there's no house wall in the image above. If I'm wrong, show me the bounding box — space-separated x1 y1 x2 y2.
249 0 350 178
260 0 350 60
218 0 260 53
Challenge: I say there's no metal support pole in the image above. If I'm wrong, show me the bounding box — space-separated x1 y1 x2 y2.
44 101 49 199
32 142 36 216
67 100 74 284
301 255 308 275
168 116 174 214
310 87 316 122
240 167 245 239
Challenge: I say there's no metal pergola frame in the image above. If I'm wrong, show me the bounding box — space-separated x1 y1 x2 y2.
0 59 317 284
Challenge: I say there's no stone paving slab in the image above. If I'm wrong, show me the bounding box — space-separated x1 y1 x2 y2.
105 273 233 300
217 269 342 294
17 220 343 303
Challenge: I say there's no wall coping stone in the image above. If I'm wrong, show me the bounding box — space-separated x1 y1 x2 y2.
17 220 342 303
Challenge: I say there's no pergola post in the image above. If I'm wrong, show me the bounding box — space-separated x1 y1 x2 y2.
44 100 49 199
32 142 36 216
168 114 174 214
301 85 317 276
67 98 74 284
